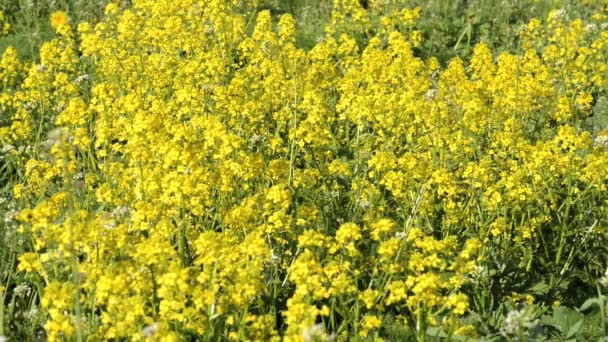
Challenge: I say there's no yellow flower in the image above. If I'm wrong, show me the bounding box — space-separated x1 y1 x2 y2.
17 252 43 272
0 10 10 35
335 222 362 244
359 315 382 337
50 11 69 30
445 293 469 315
359 289 379 309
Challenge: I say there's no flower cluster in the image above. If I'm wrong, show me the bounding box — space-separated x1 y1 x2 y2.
0 11 9 36
1 0 608 340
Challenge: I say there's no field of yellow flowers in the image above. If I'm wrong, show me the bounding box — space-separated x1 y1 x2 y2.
1 0 608 340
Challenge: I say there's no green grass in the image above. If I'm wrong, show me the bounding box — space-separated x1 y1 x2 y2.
0 0 110 60
2 0 600 62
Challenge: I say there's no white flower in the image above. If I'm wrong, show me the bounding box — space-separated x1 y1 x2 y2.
359 199 371 210
1 145 15 154
142 323 158 338
14 283 31 297
302 323 325 341
24 308 39 320
502 309 525 336
425 88 438 101
75 74 89 84
250 134 262 144
111 206 130 220
270 251 279 263
472 265 488 278
501 307 538 337
47 127 68 145
585 24 597 33
22 102 35 110
594 135 608 148
4 209 18 223
551 9 568 22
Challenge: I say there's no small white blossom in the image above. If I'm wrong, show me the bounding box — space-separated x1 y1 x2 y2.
250 134 262 144
551 9 568 22
1 145 15 154
270 251 279 263
473 265 488 277
142 323 158 338
23 308 38 320
47 128 68 146
4 209 18 223
359 199 371 210
302 323 325 342
585 24 597 33
103 219 116 230
22 102 36 110
75 74 90 84
501 307 538 337
425 89 438 101
13 283 31 297
594 135 608 148
111 206 130 220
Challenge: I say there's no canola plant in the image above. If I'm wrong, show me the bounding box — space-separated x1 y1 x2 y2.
1 0 608 340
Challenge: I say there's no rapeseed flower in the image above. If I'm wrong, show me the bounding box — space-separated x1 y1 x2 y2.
50 11 69 31
2 0 608 340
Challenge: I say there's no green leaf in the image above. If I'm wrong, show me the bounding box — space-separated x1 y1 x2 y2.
541 306 583 336
426 327 447 338
525 280 549 295
565 319 583 339
579 298 601 312
426 327 470 341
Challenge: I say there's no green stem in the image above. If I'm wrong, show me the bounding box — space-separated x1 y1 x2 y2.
599 284 607 336
353 298 360 336
0 287 4 337
555 177 573 265
416 307 425 342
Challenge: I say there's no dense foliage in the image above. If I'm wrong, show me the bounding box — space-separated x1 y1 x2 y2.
1 0 608 340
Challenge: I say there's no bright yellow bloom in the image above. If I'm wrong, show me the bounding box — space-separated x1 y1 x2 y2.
50 11 69 30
